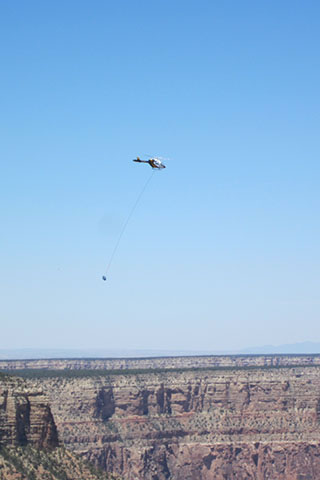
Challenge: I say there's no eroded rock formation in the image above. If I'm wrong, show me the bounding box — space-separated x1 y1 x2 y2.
19 365 320 479
0 375 58 448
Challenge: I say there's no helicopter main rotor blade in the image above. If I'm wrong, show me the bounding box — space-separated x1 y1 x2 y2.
145 154 170 161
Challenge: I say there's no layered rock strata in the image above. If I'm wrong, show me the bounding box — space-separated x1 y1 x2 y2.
0 375 58 448
22 365 320 479
2 354 320 371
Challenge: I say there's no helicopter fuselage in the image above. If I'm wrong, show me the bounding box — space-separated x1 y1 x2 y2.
133 157 165 169
148 158 165 169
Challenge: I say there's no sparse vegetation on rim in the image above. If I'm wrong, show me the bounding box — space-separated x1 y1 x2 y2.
0 445 121 480
1 362 319 379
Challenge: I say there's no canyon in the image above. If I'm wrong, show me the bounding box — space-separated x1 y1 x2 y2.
2 357 320 479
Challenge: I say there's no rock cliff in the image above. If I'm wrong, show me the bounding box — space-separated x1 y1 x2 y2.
0 374 120 479
17 364 320 479
0 374 58 448
1 354 320 371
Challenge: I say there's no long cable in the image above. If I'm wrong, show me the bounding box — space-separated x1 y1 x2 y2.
103 170 155 279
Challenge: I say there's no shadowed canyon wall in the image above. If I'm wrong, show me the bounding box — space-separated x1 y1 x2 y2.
0 375 58 448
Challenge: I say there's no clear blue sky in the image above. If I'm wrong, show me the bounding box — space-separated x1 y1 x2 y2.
1 0 320 352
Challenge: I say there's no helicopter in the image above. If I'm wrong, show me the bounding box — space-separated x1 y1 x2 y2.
133 156 166 169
